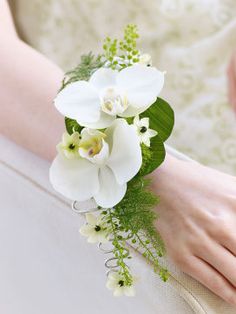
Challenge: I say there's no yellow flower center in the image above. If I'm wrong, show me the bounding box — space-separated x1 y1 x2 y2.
79 136 103 157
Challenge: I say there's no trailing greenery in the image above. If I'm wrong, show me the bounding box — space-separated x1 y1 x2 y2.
102 209 133 286
98 176 169 283
110 176 169 281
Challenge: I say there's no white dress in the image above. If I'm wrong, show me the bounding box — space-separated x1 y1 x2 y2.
1 0 236 313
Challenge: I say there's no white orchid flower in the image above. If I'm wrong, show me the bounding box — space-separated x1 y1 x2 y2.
57 132 81 159
79 213 109 243
49 119 142 208
133 115 157 147
54 64 165 128
106 272 136 297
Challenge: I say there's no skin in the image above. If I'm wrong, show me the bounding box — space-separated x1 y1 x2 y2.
0 0 64 160
1 0 236 306
153 155 236 306
228 50 236 112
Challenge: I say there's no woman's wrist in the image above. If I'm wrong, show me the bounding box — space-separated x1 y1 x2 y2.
150 152 200 203
151 153 184 186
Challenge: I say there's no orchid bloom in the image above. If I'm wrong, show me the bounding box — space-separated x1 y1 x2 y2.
49 119 142 208
54 64 164 129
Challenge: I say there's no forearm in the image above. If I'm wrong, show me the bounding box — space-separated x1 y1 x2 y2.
0 1 64 160
0 37 64 160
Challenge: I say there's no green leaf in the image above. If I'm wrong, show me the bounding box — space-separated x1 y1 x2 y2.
139 134 166 176
141 97 174 142
65 117 82 135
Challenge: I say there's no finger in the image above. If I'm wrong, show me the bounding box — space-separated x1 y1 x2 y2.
196 238 236 288
183 256 236 306
220 227 236 258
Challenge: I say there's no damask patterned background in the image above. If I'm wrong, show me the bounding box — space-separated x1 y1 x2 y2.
9 0 236 174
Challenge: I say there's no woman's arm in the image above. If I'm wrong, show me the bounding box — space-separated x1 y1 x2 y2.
227 49 236 112
0 0 17 37
0 0 64 160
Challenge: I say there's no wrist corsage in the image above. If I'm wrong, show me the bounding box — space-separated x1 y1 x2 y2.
50 24 174 297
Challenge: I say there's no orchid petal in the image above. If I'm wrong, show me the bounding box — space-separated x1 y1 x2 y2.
49 154 99 202
94 166 126 208
119 104 150 118
83 111 115 129
89 67 117 90
106 119 142 185
54 81 101 125
117 64 164 108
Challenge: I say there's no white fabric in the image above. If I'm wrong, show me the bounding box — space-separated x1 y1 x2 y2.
2 136 236 313
0 135 192 314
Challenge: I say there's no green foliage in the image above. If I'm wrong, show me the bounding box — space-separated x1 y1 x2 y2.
60 52 104 91
141 97 175 142
103 209 133 286
98 176 168 283
159 267 170 282
103 37 118 69
139 135 166 176
103 24 140 69
65 117 82 135
119 24 140 63
138 97 174 175
107 176 168 281
114 177 159 234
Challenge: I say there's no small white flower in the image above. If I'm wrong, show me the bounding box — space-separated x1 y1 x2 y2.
50 119 142 208
79 213 109 243
57 132 80 159
139 53 152 66
133 115 157 147
106 272 136 297
54 64 164 128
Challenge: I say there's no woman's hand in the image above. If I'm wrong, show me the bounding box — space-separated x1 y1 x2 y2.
227 50 236 111
152 155 236 306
